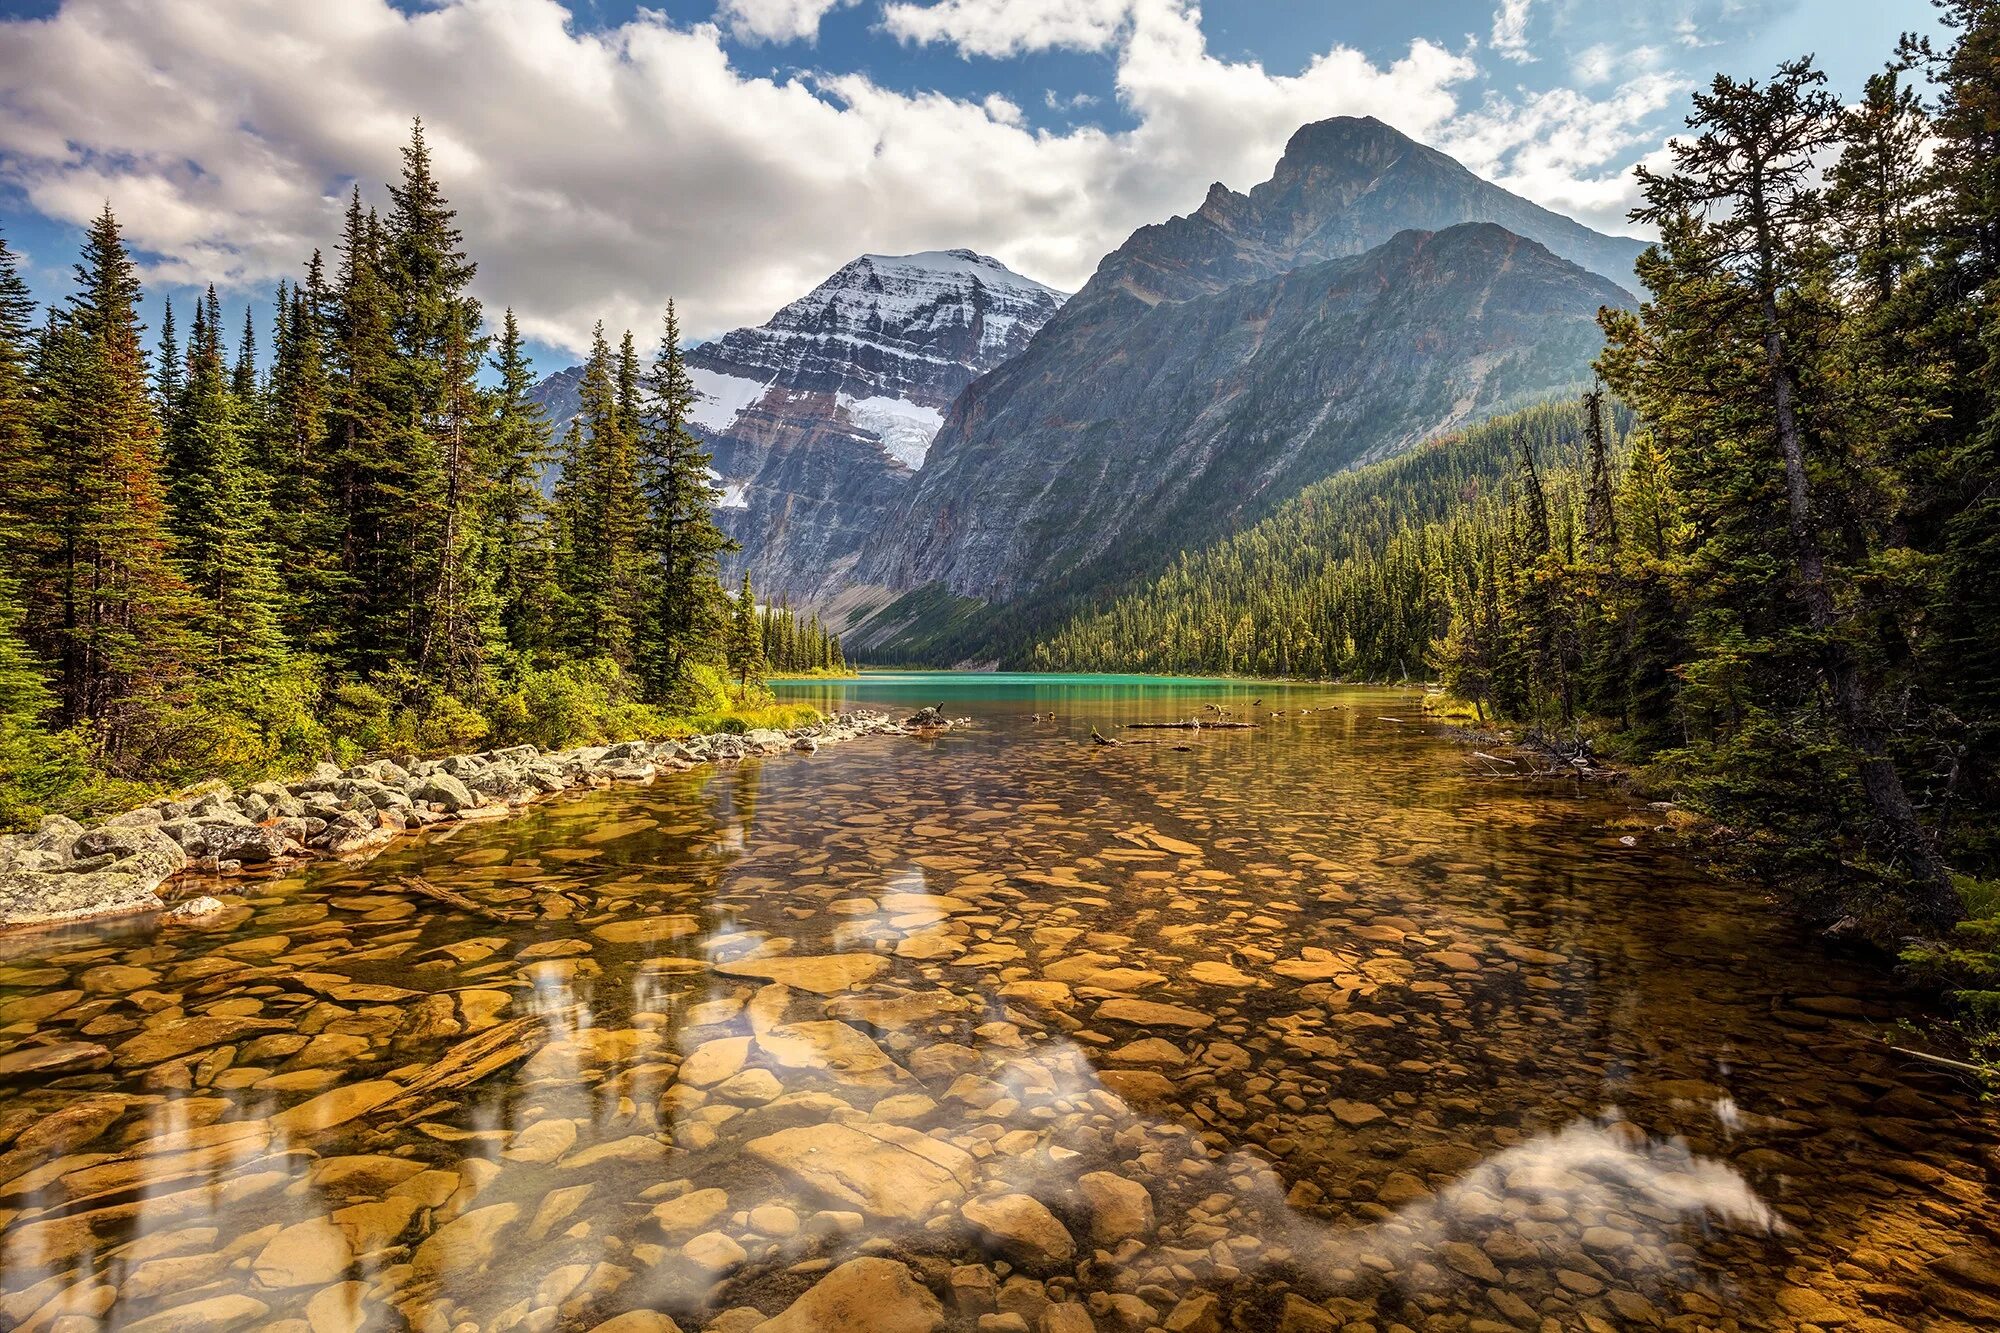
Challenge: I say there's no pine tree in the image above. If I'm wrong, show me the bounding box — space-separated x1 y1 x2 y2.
636 301 735 698
260 269 338 647
555 323 641 663
1616 57 1956 917
25 205 193 757
0 228 40 580
164 285 287 674
384 119 492 695
326 187 402 672
152 298 181 417
727 570 764 691
486 308 557 658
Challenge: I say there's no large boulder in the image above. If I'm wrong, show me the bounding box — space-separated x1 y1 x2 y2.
0 824 184 926
408 773 478 812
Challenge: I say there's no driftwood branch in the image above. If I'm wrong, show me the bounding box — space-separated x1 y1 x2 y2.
396 874 534 922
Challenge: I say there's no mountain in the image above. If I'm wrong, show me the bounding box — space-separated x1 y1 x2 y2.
528 250 1066 600
846 116 1643 619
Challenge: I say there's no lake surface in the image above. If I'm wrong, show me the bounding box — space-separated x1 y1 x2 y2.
1 673 1996 1332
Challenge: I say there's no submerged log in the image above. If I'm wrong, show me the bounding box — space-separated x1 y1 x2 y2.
1126 721 1256 731
381 1010 570 1121
395 875 534 923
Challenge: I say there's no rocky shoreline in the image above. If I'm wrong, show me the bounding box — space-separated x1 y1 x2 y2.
0 710 921 931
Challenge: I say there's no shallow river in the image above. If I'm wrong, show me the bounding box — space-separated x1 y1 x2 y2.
1 674 1996 1333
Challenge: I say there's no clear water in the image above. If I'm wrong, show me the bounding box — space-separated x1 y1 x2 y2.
0 674 1993 1332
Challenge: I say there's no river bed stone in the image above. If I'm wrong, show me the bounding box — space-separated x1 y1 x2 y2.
0 680 1991 1331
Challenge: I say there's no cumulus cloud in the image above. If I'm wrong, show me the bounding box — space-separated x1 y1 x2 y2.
880 0 1137 57
0 0 1652 354
716 0 856 45
1490 0 1534 63
1439 71 1685 234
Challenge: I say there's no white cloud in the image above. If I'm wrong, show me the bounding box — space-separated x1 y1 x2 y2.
0 0 1655 355
1044 89 1101 112
880 0 1136 57
1439 72 1684 234
1490 0 1534 63
716 0 856 44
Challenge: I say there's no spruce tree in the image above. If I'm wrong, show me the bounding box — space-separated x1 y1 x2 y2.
486 308 557 658
636 301 735 698
165 285 287 674
728 569 764 690
385 119 491 694
556 323 640 663
0 229 40 580
27 205 193 755
326 187 402 672
152 297 181 417
1617 58 1956 917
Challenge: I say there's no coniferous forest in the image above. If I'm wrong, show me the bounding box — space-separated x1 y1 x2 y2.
1043 10 2000 1042
0 124 839 828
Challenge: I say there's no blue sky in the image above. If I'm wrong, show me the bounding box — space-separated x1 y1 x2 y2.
0 0 1943 379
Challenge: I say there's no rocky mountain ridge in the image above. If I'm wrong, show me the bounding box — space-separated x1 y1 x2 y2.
845 116 1645 621
529 250 1066 600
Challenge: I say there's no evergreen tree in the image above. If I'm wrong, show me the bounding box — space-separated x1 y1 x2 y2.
152 297 181 416
636 301 734 697
486 308 557 658
25 205 192 757
555 323 641 663
727 570 764 691
326 187 402 671
385 118 492 694
164 286 287 674
262 268 341 648
0 229 40 580
1619 57 1956 917
0 568 68 827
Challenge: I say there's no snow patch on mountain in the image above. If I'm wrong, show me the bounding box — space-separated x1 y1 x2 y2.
687 366 768 432
838 393 946 471
716 479 750 510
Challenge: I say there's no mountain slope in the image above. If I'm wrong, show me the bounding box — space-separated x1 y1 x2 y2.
1032 397 1628 677
849 116 1641 614
529 250 1065 600
855 221 1630 608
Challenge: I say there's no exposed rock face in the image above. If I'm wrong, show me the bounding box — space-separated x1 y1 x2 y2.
850 116 1643 618
0 820 186 926
531 251 1065 602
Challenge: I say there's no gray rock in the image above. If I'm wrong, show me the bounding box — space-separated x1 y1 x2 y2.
1 824 184 926
408 774 478 812
204 823 294 865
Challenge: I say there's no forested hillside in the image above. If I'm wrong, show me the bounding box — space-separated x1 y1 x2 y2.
1035 399 1627 681
0 124 834 827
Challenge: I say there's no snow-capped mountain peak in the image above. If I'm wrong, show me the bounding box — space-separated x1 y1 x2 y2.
526 249 1068 603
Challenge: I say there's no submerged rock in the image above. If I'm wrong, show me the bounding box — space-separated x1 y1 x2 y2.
753 1257 944 1333
745 1121 975 1221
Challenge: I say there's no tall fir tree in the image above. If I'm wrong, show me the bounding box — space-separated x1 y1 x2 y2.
164 288 287 675
1617 57 1956 917
485 308 557 659
326 187 403 672
385 119 492 694
25 206 192 757
0 229 40 581
636 301 735 697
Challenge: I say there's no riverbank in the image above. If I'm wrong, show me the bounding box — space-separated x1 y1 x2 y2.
0 709 919 932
